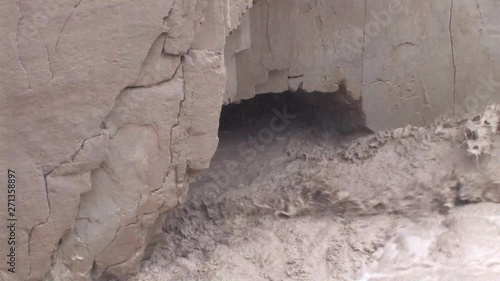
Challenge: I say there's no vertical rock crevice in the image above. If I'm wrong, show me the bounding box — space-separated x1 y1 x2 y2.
449 0 457 114
15 0 31 89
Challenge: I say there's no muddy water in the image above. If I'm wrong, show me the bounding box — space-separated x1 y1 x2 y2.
134 103 500 281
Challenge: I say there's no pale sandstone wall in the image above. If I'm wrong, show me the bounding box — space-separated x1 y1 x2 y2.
0 0 499 280
227 0 500 130
1 0 251 280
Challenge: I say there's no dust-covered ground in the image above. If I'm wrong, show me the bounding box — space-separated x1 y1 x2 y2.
133 95 500 281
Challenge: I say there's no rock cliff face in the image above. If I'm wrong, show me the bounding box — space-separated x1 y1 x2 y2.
0 0 499 280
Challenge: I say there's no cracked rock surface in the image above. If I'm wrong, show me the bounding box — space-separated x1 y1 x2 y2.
1 0 500 280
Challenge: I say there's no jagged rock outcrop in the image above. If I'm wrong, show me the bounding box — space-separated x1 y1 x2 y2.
1 0 499 280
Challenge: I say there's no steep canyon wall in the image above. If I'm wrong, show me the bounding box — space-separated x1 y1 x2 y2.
0 0 499 280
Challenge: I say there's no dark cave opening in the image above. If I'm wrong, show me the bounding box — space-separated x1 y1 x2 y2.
218 84 371 141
